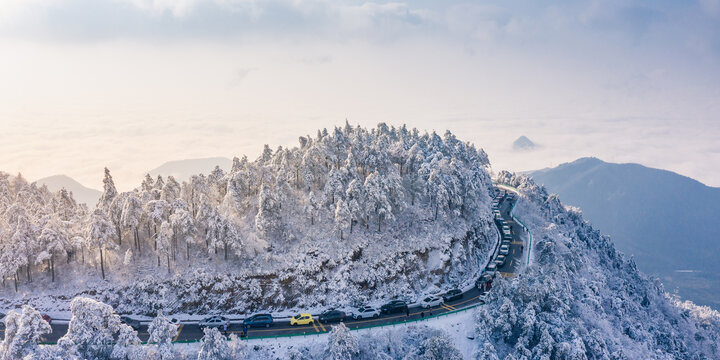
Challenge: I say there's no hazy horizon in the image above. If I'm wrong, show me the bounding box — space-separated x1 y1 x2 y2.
1 0 719 190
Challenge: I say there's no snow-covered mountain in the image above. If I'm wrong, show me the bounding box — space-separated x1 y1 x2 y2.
473 171 720 359
148 157 232 182
511 135 537 151
527 157 720 309
33 174 102 206
2 126 720 359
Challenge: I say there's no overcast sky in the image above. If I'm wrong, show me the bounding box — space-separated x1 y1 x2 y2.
1 0 719 190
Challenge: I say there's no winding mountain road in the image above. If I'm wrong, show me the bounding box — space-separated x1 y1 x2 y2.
0 188 526 343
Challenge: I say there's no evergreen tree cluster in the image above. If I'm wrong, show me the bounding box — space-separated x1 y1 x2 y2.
0 123 496 312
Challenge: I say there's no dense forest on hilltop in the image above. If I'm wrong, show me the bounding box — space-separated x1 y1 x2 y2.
0 123 496 313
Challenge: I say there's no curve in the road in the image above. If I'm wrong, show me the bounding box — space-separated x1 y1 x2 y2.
7 187 527 345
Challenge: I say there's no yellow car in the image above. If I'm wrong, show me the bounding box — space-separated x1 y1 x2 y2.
290 313 314 326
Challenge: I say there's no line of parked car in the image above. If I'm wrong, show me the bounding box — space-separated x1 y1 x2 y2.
114 190 514 334
488 189 515 274
181 287 472 331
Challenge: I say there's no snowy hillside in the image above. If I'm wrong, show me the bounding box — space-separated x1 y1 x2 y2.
528 157 720 309
33 175 102 206
0 123 496 314
473 172 720 359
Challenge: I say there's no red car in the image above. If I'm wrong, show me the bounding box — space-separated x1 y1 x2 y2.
42 314 52 325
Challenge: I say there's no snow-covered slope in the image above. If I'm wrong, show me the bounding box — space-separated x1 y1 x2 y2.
33 175 101 206
473 172 720 359
528 157 720 309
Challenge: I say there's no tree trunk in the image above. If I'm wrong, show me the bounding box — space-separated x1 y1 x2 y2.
186 242 190 260
224 242 228 261
135 228 142 256
99 248 106 280
26 263 31 282
51 253 55 283
81 245 85 265
378 215 381 232
157 256 160 267
350 220 354 234
167 254 170 274
117 226 122 246
14 272 18 292
340 230 343 240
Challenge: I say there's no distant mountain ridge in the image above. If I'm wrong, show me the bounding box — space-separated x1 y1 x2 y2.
528 157 720 308
512 135 536 151
148 157 232 181
34 175 102 206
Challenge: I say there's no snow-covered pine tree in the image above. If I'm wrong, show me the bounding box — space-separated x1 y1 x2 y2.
305 191 320 226
255 184 282 241
0 305 52 360
86 208 116 279
169 207 196 260
162 176 181 203
197 327 231 360
121 192 145 256
36 219 69 282
412 335 463 360
58 297 131 359
157 221 172 272
325 323 359 360
110 322 142 360
98 167 118 210
334 198 351 240
147 311 178 360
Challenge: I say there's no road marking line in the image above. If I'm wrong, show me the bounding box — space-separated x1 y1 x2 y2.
230 325 315 334
317 321 326 332
441 303 456 311
452 295 480 307
512 248 515 255
511 241 523 245
311 321 320 333
173 324 184 342
510 260 513 266
500 272 515 278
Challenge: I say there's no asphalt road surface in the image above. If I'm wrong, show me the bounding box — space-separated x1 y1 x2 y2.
0 190 525 343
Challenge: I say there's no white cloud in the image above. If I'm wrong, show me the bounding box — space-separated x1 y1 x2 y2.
0 1 718 188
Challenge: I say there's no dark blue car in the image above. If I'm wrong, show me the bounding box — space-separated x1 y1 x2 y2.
243 314 273 328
